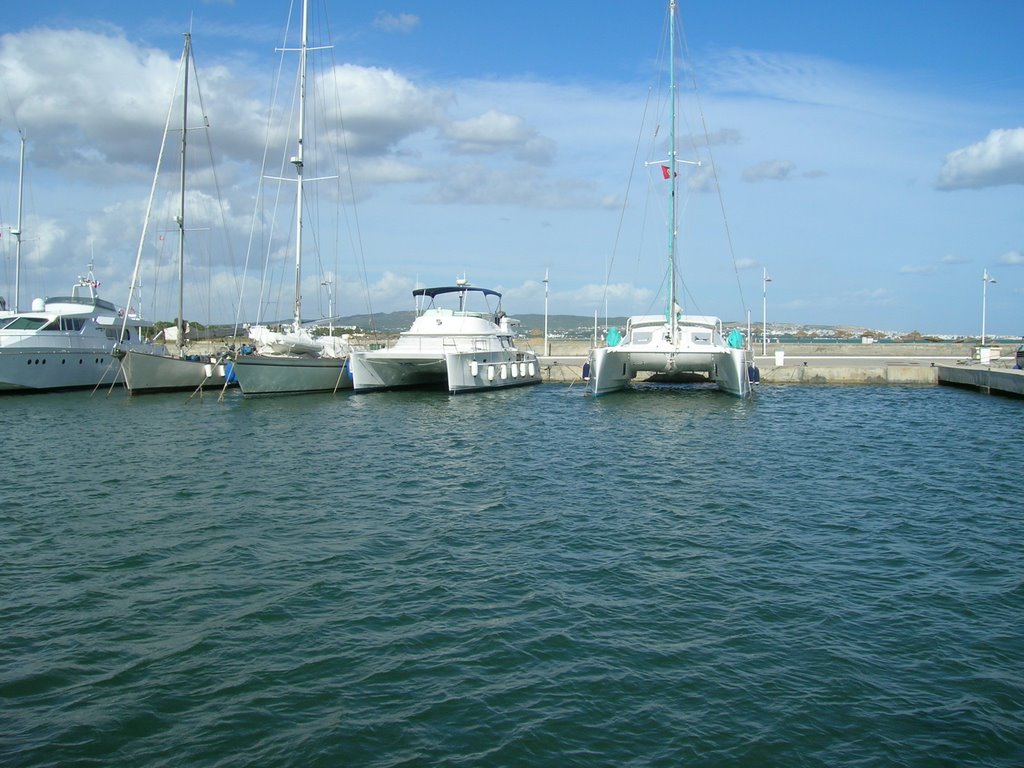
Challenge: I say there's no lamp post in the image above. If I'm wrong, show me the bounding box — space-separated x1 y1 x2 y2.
321 278 333 337
543 268 549 356
981 269 996 345
762 267 772 356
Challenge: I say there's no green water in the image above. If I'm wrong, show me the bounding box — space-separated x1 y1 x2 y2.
2 384 1022 766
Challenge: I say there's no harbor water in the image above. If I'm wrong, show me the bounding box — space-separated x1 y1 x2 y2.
2 383 1022 766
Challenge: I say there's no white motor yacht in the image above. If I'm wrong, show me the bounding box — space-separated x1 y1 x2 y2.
0 268 147 393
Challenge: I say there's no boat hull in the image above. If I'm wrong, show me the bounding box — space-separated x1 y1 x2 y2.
348 351 447 392
349 350 542 394
589 345 751 397
120 348 228 395
445 351 542 393
231 354 351 396
0 347 122 392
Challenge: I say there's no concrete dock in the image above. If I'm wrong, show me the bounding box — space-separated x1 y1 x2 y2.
936 363 1024 398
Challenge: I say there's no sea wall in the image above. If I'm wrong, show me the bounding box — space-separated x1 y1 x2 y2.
535 340 1008 359
532 341 1016 386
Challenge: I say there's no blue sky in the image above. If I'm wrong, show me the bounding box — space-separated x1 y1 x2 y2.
1 0 1021 336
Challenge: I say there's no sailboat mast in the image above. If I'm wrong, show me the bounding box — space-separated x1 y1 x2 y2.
13 132 25 313
291 0 309 332
668 0 678 342
176 32 191 357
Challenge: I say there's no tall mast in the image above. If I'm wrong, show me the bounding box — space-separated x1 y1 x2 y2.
291 0 309 332
12 132 25 312
175 32 191 357
668 0 678 342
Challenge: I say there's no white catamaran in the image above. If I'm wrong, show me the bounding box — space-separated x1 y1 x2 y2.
348 279 541 394
118 32 231 395
231 0 352 396
587 0 755 397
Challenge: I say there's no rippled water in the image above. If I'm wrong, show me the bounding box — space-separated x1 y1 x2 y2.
2 383 1022 767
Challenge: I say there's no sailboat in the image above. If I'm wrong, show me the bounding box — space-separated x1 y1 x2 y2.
118 32 231 395
230 0 352 396
586 0 754 397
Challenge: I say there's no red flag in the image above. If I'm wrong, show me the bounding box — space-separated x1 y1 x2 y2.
661 165 671 179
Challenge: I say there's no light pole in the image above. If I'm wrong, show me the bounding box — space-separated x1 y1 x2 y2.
762 267 772 356
543 268 549 356
981 269 996 345
321 278 333 337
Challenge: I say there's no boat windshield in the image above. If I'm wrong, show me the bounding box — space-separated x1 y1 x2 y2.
1 316 51 331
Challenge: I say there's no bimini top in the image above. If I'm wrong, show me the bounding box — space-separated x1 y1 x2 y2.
413 285 501 300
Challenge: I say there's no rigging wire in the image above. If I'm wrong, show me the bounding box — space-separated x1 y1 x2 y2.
322 1 377 334
602 2 751 327
187 39 241 332
677 10 750 318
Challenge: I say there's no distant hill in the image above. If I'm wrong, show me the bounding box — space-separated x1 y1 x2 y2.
332 311 631 334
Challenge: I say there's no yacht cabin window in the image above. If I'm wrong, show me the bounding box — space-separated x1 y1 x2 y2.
3 316 50 331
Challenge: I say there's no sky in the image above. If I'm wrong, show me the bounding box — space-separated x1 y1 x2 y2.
1 0 1022 337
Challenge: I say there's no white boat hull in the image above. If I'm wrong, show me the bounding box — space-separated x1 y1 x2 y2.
348 351 447 391
0 346 122 392
445 351 542 393
589 344 751 397
232 354 351 396
120 348 228 395
349 349 542 394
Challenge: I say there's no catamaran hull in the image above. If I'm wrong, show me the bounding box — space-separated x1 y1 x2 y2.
231 354 350 396
445 351 541 393
349 350 542 394
348 352 447 392
0 347 122 392
120 348 228 395
589 346 751 397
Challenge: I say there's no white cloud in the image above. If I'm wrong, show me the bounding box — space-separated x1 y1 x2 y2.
899 265 937 275
442 110 554 164
326 64 451 156
687 166 718 193
936 127 1024 190
997 250 1024 265
417 164 602 209
742 160 795 182
852 288 897 306
372 12 420 33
